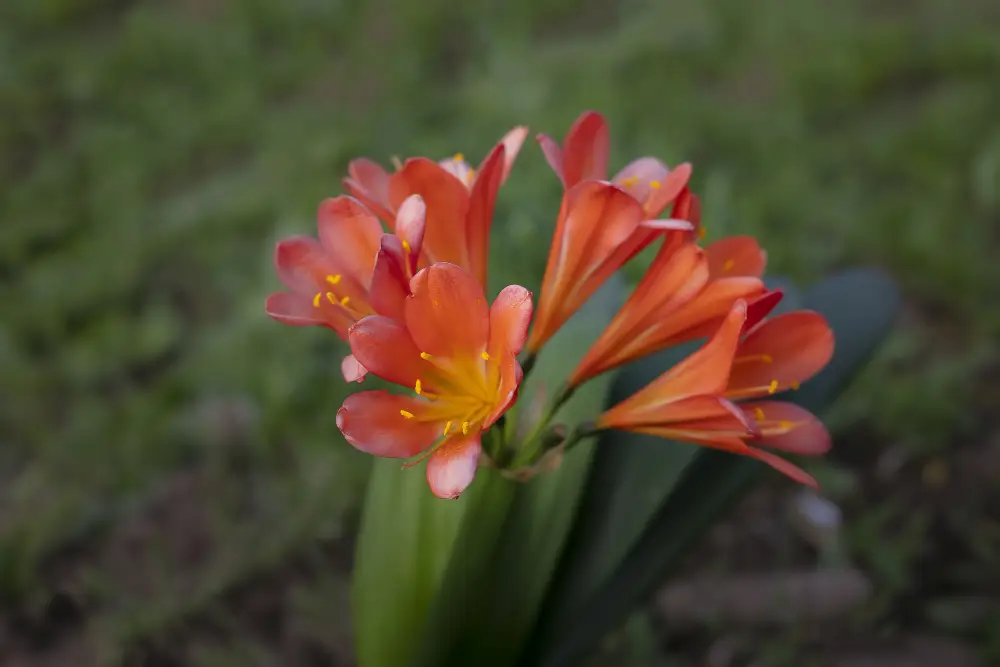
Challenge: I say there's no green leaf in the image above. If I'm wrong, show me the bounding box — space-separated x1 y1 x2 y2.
532 267 900 667
352 458 469 667
410 274 628 667
524 277 803 654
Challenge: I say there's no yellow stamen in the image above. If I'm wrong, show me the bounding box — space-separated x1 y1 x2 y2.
340 296 350 306
402 239 411 253
768 380 779 394
391 155 403 171
415 379 423 395
453 152 464 162
723 259 735 272
622 176 639 187
778 420 794 430
467 168 476 180
650 180 662 189
734 354 773 364
462 421 470 435
326 274 341 285
326 292 336 304
313 292 322 308
420 352 432 360
480 351 490 360
698 226 707 240
400 410 414 419
444 421 452 435
754 407 765 421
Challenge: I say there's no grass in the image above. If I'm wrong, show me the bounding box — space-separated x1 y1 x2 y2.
1 0 998 664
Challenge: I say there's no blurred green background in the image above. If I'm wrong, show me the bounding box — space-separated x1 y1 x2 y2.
1 0 998 664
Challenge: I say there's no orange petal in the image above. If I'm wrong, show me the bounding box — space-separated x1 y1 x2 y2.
368 237 410 321
484 350 521 428
317 196 384 288
537 132 565 184
529 181 646 351
744 447 818 488
497 126 529 183
343 158 395 223
337 391 439 458
348 315 434 390
274 236 340 294
744 289 784 333
599 301 746 423
467 143 505 286
705 236 767 279
614 160 692 219
741 401 831 455
405 263 489 358
426 435 482 499
341 354 367 383
561 110 610 187
395 194 426 265
727 311 834 399
488 285 534 358
389 158 471 269
265 291 351 332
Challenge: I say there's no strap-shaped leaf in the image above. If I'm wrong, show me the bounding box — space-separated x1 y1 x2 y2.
409 275 628 667
532 267 900 667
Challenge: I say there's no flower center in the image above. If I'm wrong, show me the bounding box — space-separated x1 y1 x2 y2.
399 349 500 436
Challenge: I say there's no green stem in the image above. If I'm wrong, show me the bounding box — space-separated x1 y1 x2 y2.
511 383 577 467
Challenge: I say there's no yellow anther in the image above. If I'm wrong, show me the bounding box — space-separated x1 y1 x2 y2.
622 176 639 187
453 152 464 162
698 226 707 240
420 352 432 360
480 351 490 360
723 259 735 272
326 292 337 304
443 421 452 435
313 292 322 308
462 421 470 435
340 296 350 306
415 379 423 395
400 409 414 419
402 239 411 253
762 354 773 363
326 274 342 285
650 180 662 189
791 380 800 390
768 380 779 394
754 407 766 421
467 168 476 180
778 420 794 430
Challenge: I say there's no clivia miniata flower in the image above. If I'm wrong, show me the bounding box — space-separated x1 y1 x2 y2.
268 110 836 497
336 263 532 499
343 126 529 287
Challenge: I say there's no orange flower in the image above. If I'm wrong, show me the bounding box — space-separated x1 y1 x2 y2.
537 110 693 218
525 181 694 353
724 310 835 483
567 222 780 385
336 263 533 499
266 194 426 381
343 126 529 287
597 300 830 487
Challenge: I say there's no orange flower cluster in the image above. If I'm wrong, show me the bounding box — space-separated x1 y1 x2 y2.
268 112 834 497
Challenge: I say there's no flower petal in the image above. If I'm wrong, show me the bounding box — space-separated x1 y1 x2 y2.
426 435 482 499
337 390 439 458
744 289 784 333
497 125 529 183
614 159 692 218
467 143 505 286
341 354 367 383
561 111 610 187
706 236 767 279
488 285 534 358
599 300 746 424
484 351 521 428
316 196 383 288
389 158 471 269
395 194 426 265
745 447 819 488
274 236 340 295
343 158 394 223
406 263 490 358
742 401 831 455
265 292 328 327
537 132 565 184
368 236 410 321
348 315 434 390
727 311 834 399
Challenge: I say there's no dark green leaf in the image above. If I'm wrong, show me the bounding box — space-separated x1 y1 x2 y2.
533 267 900 667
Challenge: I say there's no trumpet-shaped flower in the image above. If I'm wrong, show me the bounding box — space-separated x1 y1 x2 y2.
597 300 829 486
336 263 533 499
725 311 835 475
526 181 693 353
343 126 529 287
537 110 693 219
266 195 427 381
